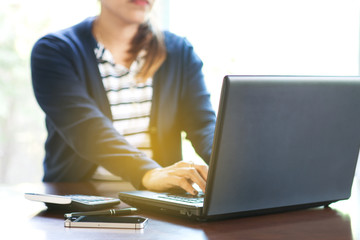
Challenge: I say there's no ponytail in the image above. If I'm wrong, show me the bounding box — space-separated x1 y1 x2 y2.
128 20 166 82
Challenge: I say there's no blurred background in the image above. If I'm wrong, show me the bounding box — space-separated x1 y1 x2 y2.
0 0 359 183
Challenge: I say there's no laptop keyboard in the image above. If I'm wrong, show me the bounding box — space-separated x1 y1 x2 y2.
158 193 204 204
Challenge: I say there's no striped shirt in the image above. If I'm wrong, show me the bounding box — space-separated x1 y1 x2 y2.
93 43 153 180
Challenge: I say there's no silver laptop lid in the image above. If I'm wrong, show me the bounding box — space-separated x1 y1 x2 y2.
204 75 360 217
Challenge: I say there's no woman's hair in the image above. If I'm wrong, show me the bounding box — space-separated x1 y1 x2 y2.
128 20 166 82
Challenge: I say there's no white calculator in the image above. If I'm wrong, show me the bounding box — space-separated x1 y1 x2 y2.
25 193 121 211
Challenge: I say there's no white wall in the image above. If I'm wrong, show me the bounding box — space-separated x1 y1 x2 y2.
166 0 360 110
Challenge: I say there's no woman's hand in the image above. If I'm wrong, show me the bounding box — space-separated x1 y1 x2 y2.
142 161 208 195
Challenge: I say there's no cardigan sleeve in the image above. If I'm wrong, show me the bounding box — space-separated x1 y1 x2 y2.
31 34 161 188
178 38 217 164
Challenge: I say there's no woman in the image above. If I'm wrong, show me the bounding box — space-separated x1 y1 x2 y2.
31 0 216 195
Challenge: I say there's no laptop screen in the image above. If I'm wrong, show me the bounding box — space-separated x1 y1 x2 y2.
204 75 360 217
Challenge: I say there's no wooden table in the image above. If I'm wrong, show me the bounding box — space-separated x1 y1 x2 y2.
1 178 359 240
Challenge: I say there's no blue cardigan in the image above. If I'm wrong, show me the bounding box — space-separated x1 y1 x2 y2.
31 17 216 188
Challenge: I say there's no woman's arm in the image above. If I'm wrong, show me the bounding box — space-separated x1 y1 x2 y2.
31 35 161 187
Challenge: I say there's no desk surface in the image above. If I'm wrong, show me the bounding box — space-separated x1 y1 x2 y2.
1 179 359 240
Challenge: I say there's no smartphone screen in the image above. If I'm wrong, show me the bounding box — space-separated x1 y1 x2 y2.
64 216 148 229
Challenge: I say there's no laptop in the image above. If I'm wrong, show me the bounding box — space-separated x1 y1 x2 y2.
119 75 360 221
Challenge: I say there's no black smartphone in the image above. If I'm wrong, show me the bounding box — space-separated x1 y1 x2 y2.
64 216 148 229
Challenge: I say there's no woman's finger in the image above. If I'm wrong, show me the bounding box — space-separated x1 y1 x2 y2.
170 167 206 193
172 161 208 181
193 164 208 181
172 175 198 195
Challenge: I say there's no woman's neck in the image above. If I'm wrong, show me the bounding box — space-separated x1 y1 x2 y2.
93 14 139 67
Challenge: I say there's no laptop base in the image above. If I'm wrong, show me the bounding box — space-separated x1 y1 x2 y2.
119 191 339 221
